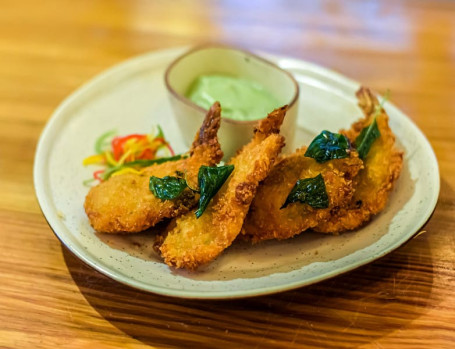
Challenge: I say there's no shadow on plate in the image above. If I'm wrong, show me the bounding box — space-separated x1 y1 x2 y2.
63 217 438 348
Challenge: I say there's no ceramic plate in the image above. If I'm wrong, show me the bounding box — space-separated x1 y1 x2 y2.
34 47 439 299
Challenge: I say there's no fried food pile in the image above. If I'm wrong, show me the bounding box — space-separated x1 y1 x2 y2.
242 87 403 241
157 106 286 269
84 87 403 270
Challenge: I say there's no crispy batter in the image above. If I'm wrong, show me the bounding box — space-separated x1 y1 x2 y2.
241 148 363 242
242 87 403 240
84 102 223 233
158 106 287 269
313 87 403 233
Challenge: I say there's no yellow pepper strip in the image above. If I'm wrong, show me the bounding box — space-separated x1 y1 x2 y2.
117 148 133 165
82 154 105 166
104 151 118 167
150 139 164 148
110 167 144 178
122 138 144 162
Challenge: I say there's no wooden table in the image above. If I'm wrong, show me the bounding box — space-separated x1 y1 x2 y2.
1 0 454 347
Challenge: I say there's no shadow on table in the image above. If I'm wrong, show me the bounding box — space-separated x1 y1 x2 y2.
63 179 449 348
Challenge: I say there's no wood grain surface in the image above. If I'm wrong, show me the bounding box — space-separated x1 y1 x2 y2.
1 0 454 348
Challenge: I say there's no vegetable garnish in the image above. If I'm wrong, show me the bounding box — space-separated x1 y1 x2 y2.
304 131 350 163
149 176 188 200
95 130 117 155
83 126 179 184
281 174 329 209
355 118 380 159
195 165 234 218
354 90 389 159
148 165 235 218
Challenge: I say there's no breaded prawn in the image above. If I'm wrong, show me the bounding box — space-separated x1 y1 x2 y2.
158 106 287 269
314 87 403 233
84 102 223 233
241 148 363 242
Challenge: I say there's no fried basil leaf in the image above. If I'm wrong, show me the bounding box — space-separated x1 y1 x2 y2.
149 176 188 200
304 130 350 163
195 165 234 218
281 173 329 209
355 118 380 159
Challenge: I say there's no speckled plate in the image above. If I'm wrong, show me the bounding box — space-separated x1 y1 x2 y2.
34 47 439 299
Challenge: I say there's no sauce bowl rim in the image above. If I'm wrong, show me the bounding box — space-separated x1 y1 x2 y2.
164 43 300 125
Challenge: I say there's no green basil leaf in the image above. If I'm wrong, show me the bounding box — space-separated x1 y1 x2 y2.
281 173 329 209
355 118 380 159
195 165 234 218
149 176 188 200
304 131 350 163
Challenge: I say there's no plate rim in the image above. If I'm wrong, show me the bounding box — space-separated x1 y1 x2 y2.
34 46 440 299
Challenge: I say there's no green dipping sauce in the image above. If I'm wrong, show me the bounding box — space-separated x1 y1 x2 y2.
185 74 281 121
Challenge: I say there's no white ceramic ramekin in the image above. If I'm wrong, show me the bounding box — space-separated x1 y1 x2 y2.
164 44 299 159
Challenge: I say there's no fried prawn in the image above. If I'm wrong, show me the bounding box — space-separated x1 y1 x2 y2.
158 106 287 269
314 87 403 233
241 148 363 242
84 102 223 233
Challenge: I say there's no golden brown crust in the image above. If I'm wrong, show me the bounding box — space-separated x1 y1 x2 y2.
234 182 256 206
254 105 287 138
190 102 222 153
